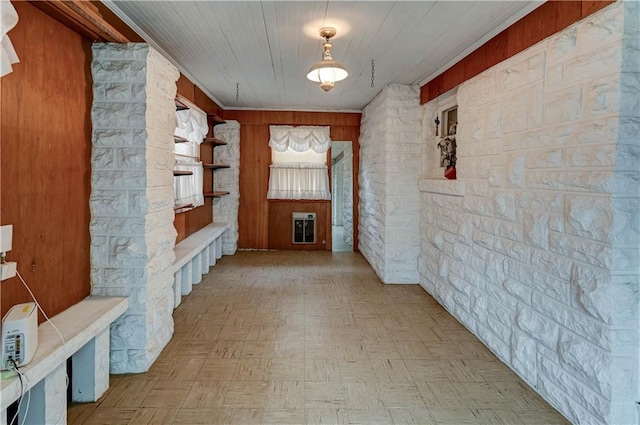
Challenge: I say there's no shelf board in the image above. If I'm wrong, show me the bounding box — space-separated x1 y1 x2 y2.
204 191 230 198
174 135 189 144
202 137 227 147
207 114 226 127
175 99 189 111
173 170 193 176
174 203 194 212
203 163 231 170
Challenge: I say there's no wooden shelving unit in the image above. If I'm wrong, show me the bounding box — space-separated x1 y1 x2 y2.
204 191 231 198
174 203 194 212
202 137 227 147
173 170 193 176
204 114 230 199
203 164 230 170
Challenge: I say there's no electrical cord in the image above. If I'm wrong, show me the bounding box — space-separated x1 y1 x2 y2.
10 271 67 424
17 367 30 425
15 271 66 347
7 358 26 425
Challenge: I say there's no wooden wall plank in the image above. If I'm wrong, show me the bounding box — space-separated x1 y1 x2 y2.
268 202 331 250
581 0 614 18
176 74 196 104
222 110 361 251
520 2 557 46
29 0 129 43
1 2 91 320
195 86 221 116
554 1 583 31
237 124 271 249
421 0 616 104
91 1 144 42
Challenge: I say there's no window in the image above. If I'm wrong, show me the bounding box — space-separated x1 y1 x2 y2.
438 106 457 168
173 97 207 208
267 126 331 200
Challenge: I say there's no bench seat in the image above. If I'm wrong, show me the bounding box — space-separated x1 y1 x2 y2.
172 222 228 308
1 296 127 425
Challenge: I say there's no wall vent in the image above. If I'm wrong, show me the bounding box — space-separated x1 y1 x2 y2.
292 212 316 244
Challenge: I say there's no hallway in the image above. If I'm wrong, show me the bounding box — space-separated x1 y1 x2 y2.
69 251 568 424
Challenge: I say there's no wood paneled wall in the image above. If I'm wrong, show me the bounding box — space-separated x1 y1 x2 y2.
220 110 361 251
420 0 615 103
1 2 92 320
268 202 331 250
173 76 222 244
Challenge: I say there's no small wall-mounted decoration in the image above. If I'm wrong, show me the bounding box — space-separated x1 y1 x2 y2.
437 106 457 179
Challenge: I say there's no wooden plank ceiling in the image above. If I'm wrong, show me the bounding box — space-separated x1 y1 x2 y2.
105 1 541 112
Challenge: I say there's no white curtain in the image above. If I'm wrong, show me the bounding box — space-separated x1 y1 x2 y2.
175 104 208 144
174 161 204 208
269 126 331 153
267 163 331 200
1 0 20 77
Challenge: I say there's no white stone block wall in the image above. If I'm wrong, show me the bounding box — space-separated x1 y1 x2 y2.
91 44 178 373
332 160 344 226
213 120 240 255
418 3 639 424
359 84 422 283
342 145 354 247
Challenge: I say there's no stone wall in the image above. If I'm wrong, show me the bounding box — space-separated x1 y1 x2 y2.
90 44 178 373
418 2 639 424
342 145 354 247
359 84 422 283
212 120 240 255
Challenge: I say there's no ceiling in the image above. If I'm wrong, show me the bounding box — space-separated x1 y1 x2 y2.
104 1 541 112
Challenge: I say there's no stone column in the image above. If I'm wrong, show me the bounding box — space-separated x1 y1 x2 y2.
359 84 422 283
342 145 354 247
213 120 240 255
90 44 178 373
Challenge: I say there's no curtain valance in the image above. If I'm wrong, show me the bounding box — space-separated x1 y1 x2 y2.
175 103 208 144
269 126 331 153
1 0 20 77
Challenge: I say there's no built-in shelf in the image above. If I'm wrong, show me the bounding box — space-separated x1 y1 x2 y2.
202 129 231 199
203 163 230 170
202 137 227 146
204 191 230 198
175 99 189 111
207 114 226 127
174 136 189 144
174 203 194 212
173 170 193 176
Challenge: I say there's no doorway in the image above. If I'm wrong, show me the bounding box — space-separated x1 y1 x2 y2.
331 142 353 252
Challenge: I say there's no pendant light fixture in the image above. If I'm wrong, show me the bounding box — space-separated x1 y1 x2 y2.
306 27 348 92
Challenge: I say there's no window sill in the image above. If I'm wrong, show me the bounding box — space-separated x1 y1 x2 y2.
418 178 465 197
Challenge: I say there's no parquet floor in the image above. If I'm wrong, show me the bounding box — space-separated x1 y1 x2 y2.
69 251 569 425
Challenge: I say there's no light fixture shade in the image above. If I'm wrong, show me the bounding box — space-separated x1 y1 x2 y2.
307 27 348 91
306 60 349 84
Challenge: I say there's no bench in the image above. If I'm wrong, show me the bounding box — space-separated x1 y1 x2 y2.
1 296 128 425
173 222 229 308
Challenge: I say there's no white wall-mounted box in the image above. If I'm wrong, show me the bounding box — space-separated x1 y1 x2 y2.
0 225 13 253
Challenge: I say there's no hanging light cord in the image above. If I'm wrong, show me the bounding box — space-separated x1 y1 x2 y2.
371 60 375 88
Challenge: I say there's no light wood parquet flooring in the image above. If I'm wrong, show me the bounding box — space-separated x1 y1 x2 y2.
70 251 569 425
